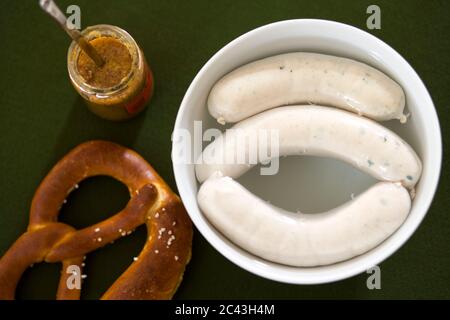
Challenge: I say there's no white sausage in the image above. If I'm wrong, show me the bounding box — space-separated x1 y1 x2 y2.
196 105 421 188
208 52 407 124
198 173 411 267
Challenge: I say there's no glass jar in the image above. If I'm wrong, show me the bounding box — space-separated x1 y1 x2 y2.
67 25 154 121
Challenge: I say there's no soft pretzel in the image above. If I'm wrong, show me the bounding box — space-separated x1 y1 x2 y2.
0 140 192 300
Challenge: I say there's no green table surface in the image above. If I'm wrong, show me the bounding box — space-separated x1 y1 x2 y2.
0 0 449 299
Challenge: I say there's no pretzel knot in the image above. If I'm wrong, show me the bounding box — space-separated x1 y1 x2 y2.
0 141 193 300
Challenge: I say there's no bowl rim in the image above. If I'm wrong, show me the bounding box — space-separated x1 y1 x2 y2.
172 19 442 284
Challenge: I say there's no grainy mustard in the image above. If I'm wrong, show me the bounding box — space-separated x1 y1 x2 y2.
68 25 153 121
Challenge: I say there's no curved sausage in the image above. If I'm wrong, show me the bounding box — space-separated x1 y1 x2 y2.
196 105 421 188
198 173 410 267
208 52 406 124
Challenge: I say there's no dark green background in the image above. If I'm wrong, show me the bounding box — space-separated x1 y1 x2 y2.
0 0 448 299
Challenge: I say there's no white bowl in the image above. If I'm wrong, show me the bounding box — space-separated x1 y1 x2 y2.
172 19 442 284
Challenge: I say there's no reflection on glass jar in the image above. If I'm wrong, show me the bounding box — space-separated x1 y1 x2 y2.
67 24 154 121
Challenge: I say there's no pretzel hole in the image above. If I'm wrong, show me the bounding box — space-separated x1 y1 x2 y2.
59 176 130 229
78 225 147 299
16 262 60 299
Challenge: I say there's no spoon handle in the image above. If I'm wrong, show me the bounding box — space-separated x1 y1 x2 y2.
39 0 104 67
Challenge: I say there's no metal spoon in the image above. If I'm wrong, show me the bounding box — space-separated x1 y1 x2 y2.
39 0 104 67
